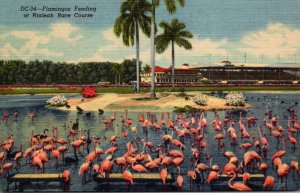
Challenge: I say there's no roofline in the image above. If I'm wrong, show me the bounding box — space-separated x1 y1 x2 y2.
197 66 300 70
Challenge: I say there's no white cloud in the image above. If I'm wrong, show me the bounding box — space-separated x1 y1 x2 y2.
98 28 127 52
49 22 83 42
0 34 9 40
2 22 299 64
0 31 62 59
70 53 105 63
91 27 229 65
75 27 139 63
0 43 18 60
161 37 228 57
239 23 300 58
0 22 83 60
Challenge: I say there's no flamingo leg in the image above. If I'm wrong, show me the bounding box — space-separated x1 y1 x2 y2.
285 176 288 190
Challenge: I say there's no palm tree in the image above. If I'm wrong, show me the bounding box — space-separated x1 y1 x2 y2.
155 19 193 91
114 0 151 92
111 63 119 84
116 63 125 84
111 63 125 84
142 64 151 73
149 0 185 99
118 64 125 84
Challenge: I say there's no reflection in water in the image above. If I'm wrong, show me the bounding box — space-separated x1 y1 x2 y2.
0 93 299 191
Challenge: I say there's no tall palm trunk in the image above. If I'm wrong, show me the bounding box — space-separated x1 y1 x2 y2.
171 40 175 91
135 20 140 92
150 4 156 99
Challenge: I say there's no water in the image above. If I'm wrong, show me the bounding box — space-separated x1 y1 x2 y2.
0 93 299 192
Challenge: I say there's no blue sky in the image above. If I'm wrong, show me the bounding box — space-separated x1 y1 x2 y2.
1 0 300 67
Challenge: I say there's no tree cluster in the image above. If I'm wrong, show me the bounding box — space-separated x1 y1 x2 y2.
0 59 140 84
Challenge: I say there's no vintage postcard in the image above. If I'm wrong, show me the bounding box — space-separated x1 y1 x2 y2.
0 0 300 192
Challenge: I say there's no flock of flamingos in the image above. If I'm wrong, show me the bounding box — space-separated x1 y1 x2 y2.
0 108 300 191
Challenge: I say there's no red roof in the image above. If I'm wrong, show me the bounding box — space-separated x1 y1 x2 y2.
147 66 168 73
147 66 198 73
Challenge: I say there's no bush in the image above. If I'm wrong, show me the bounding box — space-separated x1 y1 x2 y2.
225 91 246 106
82 87 97 98
192 93 208 106
174 105 201 114
46 95 68 107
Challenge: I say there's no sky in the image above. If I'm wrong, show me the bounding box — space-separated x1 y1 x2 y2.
0 0 300 67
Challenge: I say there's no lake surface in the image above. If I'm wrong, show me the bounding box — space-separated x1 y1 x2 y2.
0 92 299 191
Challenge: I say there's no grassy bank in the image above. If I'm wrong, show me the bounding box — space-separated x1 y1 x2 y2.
0 86 300 95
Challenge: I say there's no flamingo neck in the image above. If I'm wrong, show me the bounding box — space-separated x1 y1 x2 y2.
228 173 236 189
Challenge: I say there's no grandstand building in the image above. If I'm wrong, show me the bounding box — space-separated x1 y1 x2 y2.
197 61 300 83
141 64 202 84
141 61 300 85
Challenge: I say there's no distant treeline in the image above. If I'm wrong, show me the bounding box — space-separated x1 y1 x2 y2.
0 59 140 84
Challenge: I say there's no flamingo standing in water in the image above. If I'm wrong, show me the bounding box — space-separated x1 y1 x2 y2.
291 160 299 177
214 130 225 148
277 161 290 190
58 145 68 163
2 113 9 124
161 112 166 126
227 122 238 145
271 128 283 145
263 176 275 190
110 112 116 126
102 117 111 129
239 134 254 152
195 162 209 183
271 138 287 161
68 129 78 141
62 170 71 191
0 157 13 176
32 155 44 173
14 144 23 169
132 161 148 173
212 113 222 132
187 169 197 186
293 118 300 135
71 139 84 161
207 170 219 184
160 167 168 185
99 156 115 180
78 162 90 184
200 112 208 128
176 166 183 189
286 133 297 150
257 162 268 175
258 125 269 147
227 172 252 191
123 170 134 184
51 147 61 169
167 112 174 129
13 112 18 121
29 112 37 121
287 117 297 136
138 113 145 123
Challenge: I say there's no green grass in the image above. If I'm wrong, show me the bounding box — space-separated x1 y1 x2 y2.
0 86 300 95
